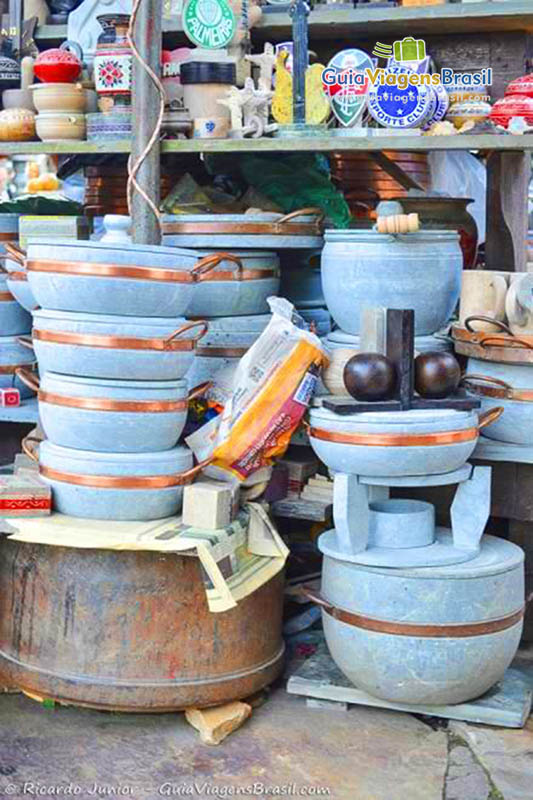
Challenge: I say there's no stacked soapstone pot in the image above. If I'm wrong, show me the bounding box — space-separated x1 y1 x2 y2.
0 217 36 401
162 209 326 386
14 238 218 521
320 227 462 362
304 401 525 705
0 238 286 713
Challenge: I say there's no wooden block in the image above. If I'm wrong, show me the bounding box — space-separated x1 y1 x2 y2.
182 480 236 530
185 701 252 745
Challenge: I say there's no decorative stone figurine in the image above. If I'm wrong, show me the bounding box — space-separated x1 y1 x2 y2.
218 76 276 138
245 42 276 89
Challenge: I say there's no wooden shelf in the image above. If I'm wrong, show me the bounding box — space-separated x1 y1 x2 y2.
1 134 533 157
34 2 533 47
0 140 131 156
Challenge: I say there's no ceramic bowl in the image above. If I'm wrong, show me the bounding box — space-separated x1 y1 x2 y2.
31 82 86 113
2 88 34 111
36 111 86 141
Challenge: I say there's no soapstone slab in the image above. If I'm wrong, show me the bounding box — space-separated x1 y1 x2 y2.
473 438 533 465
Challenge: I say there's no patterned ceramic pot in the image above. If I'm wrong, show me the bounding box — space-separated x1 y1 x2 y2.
29 371 198 453
32 309 207 381
38 440 195 520
315 533 524 704
93 15 132 108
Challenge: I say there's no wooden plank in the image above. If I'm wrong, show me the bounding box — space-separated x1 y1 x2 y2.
0 141 131 156
486 151 530 272
271 498 332 522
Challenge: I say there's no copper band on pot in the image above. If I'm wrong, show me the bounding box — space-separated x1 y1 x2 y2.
40 465 196 489
38 392 189 413
0 364 36 374
5 271 27 282
322 604 524 638
302 588 525 638
27 259 196 284
0 234 16 242
32 329 196 352
467 384 533 402
196 346 249 358
163 222 320 235
0 291 14 301
308 427 478 447
198 269 278 282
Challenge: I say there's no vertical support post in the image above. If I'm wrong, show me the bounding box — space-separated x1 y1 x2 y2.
131 0 162 245
289 0 309 125
486 151 530 272
386 308 414 410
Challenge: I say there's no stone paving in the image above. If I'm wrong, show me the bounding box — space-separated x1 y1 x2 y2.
0 682 532 800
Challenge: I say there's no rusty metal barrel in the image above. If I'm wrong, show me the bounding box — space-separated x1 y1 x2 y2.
0 539 284 711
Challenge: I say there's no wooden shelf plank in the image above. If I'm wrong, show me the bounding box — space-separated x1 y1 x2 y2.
0 140 131 156
1 134 533 157
34 2 533 46
161 133 533 154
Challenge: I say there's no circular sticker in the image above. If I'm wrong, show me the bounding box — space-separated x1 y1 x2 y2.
367 67 434 129
423 82 450 129
324 49 374 127
182 0 236 50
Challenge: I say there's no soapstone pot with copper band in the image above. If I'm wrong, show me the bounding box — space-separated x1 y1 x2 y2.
23 437 198 520
304 533 524 705
0 539 284 711
31 310 208 381
0 270 32 335
321 229 462 335
17 370 208 453
0 335 37 399
6 241 239 318
306 405 502 477
184 250 280 317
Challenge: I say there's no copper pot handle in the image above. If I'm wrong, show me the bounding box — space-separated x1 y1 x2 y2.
15 367 40 393
276 207 325 227
164 320 208 346
178 457 212 482
188 381 211 402
462 373 513 391
4 243 27 266
299 584 333 612
464 316 513 335
21 434 40 463
478 406 504 430
480 336 533 351
16 335 34 351
191 252 243 279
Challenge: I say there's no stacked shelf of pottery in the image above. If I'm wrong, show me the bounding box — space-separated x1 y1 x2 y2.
0 216 36 403
452 270 533 450
15 239 212 521
162 209 325 386
320 226 461 394
31 43 91 142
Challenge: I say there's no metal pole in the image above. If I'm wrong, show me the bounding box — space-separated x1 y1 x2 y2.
131 0 162 245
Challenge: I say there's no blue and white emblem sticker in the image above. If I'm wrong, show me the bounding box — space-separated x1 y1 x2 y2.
368 66 434 129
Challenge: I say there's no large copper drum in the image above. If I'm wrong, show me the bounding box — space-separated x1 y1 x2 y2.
0 540 284 711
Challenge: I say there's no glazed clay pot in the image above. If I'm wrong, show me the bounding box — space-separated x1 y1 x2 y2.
36 112 86 141
0 109 36 142
93 15 133 108
31 82 86 113
393 196 478 269
34 44 83 83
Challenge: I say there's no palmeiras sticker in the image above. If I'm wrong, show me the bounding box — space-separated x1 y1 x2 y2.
324 49 374 127
182 0 236 50
368 66 434 129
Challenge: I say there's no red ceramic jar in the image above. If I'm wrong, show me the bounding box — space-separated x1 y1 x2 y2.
489 94 533 129
34 47 82 83
505 74 533 98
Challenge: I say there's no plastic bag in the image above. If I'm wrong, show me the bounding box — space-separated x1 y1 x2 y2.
186 298 329 483
428 151 486 243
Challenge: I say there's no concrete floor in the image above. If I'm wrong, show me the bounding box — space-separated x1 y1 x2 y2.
1 682 532 800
